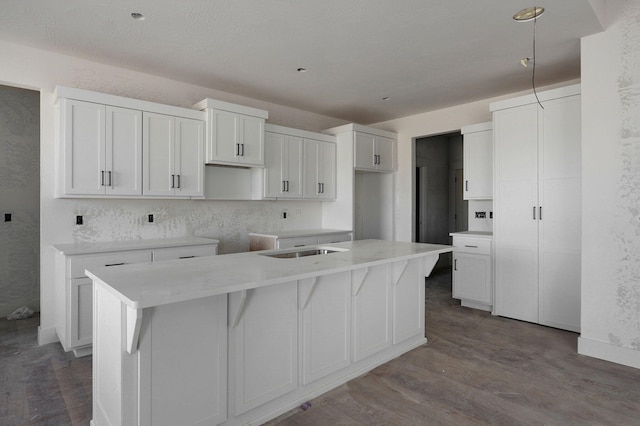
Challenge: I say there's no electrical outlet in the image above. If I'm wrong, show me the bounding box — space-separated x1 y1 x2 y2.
76 215 84 225
4 213 11 222
148 214 154 223
475 211 486 219
490 211 493 219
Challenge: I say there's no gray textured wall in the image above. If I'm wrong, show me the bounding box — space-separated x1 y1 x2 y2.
0 85 40 317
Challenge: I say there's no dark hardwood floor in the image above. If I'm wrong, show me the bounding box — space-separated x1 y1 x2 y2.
2 269 639 425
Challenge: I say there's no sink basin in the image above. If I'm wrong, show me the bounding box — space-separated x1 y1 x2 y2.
259 247 348 259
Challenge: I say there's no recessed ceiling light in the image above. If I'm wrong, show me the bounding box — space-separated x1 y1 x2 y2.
513 7 544 22
131 12 145 21
296 67 307 73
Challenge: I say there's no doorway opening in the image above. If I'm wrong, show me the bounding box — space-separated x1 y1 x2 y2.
0 84 41 318
415 131 467 268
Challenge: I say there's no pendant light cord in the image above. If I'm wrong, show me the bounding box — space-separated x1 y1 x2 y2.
533 11 544 109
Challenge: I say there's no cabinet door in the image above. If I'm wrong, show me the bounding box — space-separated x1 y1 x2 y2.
174 117 204 197
351 265 392 362
230 283 298 415
304 139 336 199
463 129 493 199
143 112 175 196
70 277 93 348
106 106 142 196
207 109 238 164
392 259 424 344
61 99 106 195
354 132 376 170
264 132 303 198
493 104 539 323
238 114 265 166
453 253 492 305
538 95 581 332
375 136 395 172
300 272 351 384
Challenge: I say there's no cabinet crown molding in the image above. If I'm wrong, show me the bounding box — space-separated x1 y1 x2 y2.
323 123 396 139
490 84 581 112
193 98 268 119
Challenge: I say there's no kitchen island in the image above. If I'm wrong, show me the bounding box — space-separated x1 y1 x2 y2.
86 239 451 426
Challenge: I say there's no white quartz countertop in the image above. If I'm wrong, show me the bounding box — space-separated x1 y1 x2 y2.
449 231 493 238
52 236 220 255
86 239 451 309
249 229 352 238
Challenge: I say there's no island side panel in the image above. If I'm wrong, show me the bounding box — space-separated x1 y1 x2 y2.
138 294 228 426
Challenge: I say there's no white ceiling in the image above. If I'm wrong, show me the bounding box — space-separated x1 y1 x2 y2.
0 0 603 123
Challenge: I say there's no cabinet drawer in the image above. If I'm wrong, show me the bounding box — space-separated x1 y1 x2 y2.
69 250 152 278
452 237 491 255
277 236 318 249
317 233 352 244
152 245 218 262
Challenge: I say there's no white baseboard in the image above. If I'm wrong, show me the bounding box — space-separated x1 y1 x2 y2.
578 336 640 370
37 326 59 346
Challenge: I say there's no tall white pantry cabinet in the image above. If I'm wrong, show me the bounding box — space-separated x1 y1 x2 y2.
491 84 581 332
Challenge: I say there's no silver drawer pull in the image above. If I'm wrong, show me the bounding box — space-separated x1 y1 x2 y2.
294 244 306 247
104 262 125 267
464 245 479 248
179 256 196 259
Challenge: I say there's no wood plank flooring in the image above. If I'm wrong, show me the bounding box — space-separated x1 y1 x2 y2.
1 268 639 425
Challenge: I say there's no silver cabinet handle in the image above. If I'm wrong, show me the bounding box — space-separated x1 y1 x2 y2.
171 175 175 188
176 174 181 189
241 143 245 156
108 171 112 187
464 245 478 248
454 259 457 270
533 206 536 220
236 143 240 156
105 262 125 267
318 182 322 194
282 180 286 192
179 255 195 259
539 206 542 220
465 180 469 191
101 171 105 186
321 183 324 193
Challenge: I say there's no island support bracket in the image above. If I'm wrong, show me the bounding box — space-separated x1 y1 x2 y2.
424 254 439 277
125 306 143 354
299 277 319 310
391 260 409 286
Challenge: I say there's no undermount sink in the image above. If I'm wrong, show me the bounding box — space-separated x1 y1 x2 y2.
259 247 348 259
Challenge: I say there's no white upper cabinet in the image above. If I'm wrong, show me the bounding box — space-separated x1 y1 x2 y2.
354 131 396 172
59 99 142 196
303 138 336 200
143 112 204 197
194 98 268 167
492 84 581 332
262 124 337 200
264 131 304 198
461 122 493 200
55 86 205 199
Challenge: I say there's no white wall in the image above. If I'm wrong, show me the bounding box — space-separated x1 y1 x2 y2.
0 85 39 317
579 0 640 369
0 40 347 344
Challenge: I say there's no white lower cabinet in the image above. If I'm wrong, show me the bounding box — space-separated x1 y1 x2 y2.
229 282 298 416
351 264 392 361
54 238 218 356
299 272 351 385
451 235 492 311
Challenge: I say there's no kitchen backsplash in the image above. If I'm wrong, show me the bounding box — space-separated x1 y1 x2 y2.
468 199 493 233
70 199 322 254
